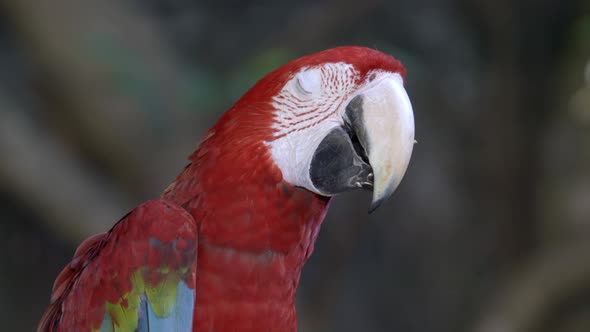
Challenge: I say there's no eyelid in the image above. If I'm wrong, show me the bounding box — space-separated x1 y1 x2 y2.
296 77 312 95
295 69 321 96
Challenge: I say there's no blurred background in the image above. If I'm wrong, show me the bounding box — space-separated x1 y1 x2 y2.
1 0 589 331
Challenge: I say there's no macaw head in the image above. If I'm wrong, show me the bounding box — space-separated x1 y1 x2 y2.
201 46 414 212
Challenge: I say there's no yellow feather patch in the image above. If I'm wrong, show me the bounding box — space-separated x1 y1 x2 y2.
98 266 189 331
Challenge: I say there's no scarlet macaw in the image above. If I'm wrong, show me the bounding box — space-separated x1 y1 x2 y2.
38 46 415 332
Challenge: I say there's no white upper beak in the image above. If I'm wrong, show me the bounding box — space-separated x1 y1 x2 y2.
361 74 415 212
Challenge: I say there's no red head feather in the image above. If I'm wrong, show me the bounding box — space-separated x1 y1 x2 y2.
214 46 405 143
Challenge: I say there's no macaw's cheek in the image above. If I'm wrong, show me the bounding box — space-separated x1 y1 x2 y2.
309 126 373 195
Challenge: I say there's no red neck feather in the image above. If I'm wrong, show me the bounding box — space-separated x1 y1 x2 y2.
163 95 330 331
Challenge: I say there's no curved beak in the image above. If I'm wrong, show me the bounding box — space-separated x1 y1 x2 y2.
308 73 414 212
348 74 415 212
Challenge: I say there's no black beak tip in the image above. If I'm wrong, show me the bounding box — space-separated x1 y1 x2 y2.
367 181 398 214
368 198 385 214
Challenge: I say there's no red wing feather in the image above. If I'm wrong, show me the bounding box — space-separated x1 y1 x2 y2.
38 199 198 332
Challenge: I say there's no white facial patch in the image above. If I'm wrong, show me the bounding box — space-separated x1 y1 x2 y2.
266 62 360 194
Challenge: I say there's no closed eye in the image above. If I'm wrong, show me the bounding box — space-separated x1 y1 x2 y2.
296 77 312 95
295 69 322 96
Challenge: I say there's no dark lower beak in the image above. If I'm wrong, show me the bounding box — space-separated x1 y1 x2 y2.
309 74 415 212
